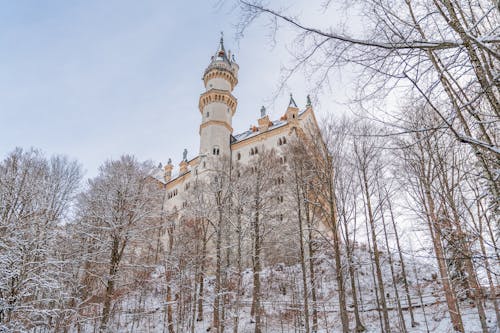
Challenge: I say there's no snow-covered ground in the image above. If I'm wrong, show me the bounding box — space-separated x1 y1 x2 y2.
86 245 499 333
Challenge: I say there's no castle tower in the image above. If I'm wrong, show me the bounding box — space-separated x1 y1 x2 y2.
198 35 239 164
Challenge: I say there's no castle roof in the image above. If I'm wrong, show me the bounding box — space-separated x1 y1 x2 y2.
149 108 308 185
232 108 307 143
214 34 230 64
205 34 237 76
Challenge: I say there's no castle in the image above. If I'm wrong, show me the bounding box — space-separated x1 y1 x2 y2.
151 36 321 211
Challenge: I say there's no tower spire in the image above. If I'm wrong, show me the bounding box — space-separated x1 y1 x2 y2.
288 93 298 108
214 32 229 63
220 31 224 50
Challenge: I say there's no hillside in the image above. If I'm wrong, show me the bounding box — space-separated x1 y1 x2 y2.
82 244 498 333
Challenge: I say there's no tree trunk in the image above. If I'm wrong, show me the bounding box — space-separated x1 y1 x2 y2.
422 185 464 333
343 212 365 332
294 174 310 333
100 237 121 332
379 195 407 333
327 162 350 333
166 228 175 333
213 206 223 332
251 203 262 333
387 194 417 327
197 235 207 322
361 168 391 333
305 200 319 332
233 211 243 333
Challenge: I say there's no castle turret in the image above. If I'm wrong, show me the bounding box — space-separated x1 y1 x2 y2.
164 159 173 182
198 34 239 164
258 106 271 132
285 93 299 121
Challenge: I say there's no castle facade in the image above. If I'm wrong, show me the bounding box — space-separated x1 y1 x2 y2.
151 37 321 211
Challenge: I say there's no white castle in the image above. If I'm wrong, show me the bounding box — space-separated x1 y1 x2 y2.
151 36 321 210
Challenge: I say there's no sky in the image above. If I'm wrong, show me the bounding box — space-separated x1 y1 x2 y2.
0 0 356 178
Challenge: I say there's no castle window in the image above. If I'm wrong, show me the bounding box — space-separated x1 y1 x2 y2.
213 147 220 155
278 138 282 146
280 156 287 164
282 137 287 144
167 188 178 200
206 112 210 118
277 195 284 203
237 152 241 160
254 147 258 155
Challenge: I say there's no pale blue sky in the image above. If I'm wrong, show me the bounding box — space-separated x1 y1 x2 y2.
0 1 354 177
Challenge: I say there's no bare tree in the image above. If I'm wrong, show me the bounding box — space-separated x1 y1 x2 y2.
322 116 366 332
352 124 392 333
0 148 82 331
236 0 499 213
296 120 351 333
245 150 281 333
74 155 163 332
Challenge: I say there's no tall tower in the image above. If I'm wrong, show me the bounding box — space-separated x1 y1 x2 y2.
198 35 239 163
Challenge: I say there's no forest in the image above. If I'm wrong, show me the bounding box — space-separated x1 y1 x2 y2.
1 0 498 332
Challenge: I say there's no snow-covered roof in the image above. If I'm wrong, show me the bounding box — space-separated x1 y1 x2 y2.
150 108 310 185
232 119 287 143
231 109 307 144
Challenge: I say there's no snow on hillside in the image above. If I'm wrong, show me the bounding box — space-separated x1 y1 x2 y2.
82 243 498 333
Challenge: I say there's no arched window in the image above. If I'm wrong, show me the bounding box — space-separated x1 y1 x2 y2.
213 147 220 155
206 112 210 118
278 138 282 146
282 137 287 144
254 147 258 154
237 152 241 160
